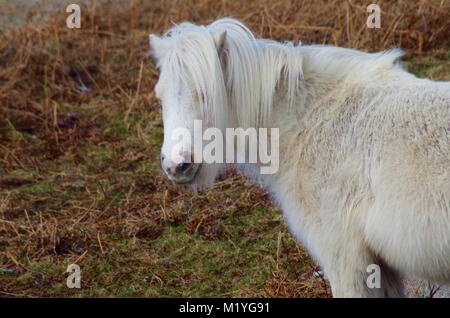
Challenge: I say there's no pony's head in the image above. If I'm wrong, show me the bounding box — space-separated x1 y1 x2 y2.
150 21 230 189
150 18 302 189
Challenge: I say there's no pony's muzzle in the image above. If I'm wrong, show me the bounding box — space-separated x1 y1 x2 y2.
161 152 199 184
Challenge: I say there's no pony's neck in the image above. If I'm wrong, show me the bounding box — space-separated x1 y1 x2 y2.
250 44 404 129
225 43 366 130
234 44 406 189
224 44 406 184
230 45 379 184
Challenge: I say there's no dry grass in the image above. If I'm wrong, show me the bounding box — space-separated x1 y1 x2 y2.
0 0 449 297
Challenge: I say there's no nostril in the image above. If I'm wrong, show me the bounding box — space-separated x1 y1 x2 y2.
176 162 192 173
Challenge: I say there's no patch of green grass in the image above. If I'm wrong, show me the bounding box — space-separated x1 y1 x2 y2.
84 145 114 166
148 129 163 147
2 168 39 179
104 111 131 140
16 259 61 287
405 53 450 80
139 208 282 297
409 64 427 78
19 205 284 297
20 181 54 195
0 119 23 143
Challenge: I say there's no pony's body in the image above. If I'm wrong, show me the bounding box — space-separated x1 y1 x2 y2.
150 19 450 297
254 48 450 296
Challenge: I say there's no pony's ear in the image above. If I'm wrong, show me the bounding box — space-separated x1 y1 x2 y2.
149 34 168 63
212 31 227 56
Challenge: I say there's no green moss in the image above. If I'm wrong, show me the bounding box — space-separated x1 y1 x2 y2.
20 181 54 195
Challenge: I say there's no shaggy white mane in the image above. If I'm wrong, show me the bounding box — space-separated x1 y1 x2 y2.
151 18 304 128
151 18 404 129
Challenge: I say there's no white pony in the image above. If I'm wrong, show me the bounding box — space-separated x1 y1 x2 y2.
149 18 450 297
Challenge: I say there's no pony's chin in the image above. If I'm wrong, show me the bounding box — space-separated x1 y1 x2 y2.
166 163 201 185
188 163 223 193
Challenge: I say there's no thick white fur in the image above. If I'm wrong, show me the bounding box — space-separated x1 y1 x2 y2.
150 18 450 297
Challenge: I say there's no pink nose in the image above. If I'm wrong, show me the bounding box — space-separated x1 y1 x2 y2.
161 152 193 176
